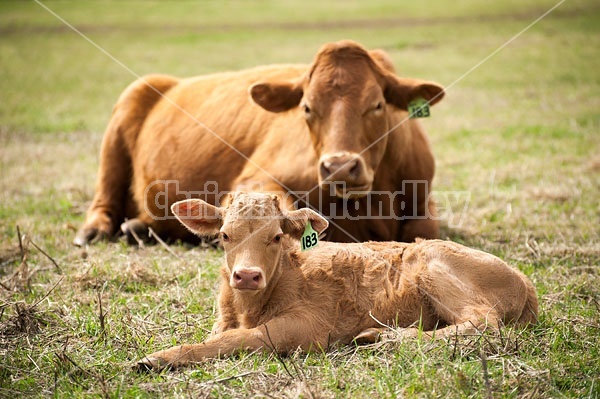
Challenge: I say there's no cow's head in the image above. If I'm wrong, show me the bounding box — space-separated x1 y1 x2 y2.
250 40 444 199
171 192 328 292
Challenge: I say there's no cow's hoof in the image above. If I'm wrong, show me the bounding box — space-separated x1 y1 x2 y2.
73 227 109 247
135 356 171 372
121 219 150 246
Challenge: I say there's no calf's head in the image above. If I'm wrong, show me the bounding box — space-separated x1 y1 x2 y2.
250 40 444 199
171 192 328 292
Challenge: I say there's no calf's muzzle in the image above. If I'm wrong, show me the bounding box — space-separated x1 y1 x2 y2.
231 267 264 290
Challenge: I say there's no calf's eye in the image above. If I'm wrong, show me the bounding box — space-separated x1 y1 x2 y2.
221 232 230 242
272 234 283 244
303 104 311 116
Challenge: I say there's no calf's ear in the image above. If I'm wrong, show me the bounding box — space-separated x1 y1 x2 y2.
283 208 329 239
250 80 304 113
383 74 445 110
171 199 223 236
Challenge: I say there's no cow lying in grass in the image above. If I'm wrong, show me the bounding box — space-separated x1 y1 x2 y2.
75 40 444 246
138 192 538 370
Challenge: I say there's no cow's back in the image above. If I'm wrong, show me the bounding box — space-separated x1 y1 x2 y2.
134 64 309 185
130 65 315 236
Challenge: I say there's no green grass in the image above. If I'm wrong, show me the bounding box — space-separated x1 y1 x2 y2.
1 0 599 397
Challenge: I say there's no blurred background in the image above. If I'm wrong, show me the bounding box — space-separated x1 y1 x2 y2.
1 0 598 248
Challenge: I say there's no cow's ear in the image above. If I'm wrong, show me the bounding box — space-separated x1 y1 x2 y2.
250 80 304 113
369 49 397 74
171 199 223 236
283 208 329 239
383 75 445 110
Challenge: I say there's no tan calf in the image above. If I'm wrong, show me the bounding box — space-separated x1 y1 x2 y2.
138 192 538 370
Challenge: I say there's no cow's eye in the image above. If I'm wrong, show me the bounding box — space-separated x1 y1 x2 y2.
365 102 384 116
272 234 283 244
221 232 230 242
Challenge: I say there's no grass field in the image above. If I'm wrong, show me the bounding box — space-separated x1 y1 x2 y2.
1 0 599 397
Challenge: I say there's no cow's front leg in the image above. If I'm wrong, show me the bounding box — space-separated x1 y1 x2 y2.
398 198 439 241
120 218 150 245
138 316 322 371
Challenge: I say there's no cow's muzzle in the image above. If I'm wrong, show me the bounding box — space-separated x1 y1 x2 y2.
319 152 372 199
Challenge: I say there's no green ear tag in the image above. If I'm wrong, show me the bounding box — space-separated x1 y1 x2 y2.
408 98 431 118
301 221 319 251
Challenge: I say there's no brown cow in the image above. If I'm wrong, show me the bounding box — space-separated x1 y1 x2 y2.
75 40 445 246
138 192 538 370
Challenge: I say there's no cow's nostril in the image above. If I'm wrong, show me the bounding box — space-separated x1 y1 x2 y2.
320 161 332 178
320 156 364 182
253 275 260 282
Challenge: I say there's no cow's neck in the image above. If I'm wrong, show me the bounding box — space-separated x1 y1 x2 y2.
377 119 408 188
382 116 434 186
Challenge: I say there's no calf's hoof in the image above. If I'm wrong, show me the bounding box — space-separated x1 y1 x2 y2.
135 356 172 372
353 327 385 344
121 219 150 246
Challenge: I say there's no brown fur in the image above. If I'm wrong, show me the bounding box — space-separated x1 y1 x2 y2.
138 192 538 370
75 40 445 246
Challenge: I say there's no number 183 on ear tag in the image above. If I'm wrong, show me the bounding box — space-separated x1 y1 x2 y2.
301 221 319 251
408 98 430 118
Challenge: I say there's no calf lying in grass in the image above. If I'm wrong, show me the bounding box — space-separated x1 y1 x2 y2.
138 192 538 370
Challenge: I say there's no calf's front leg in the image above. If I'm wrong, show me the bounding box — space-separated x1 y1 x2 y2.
138 317 320 370
138 328 263 370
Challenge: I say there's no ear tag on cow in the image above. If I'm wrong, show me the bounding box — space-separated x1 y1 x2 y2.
301 221 319 251
408 98 430 118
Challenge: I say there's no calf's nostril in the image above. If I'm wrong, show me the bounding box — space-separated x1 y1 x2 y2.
232 269 263 289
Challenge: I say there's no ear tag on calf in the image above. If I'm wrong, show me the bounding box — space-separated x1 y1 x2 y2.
301 221 319 251
408 97 431 118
